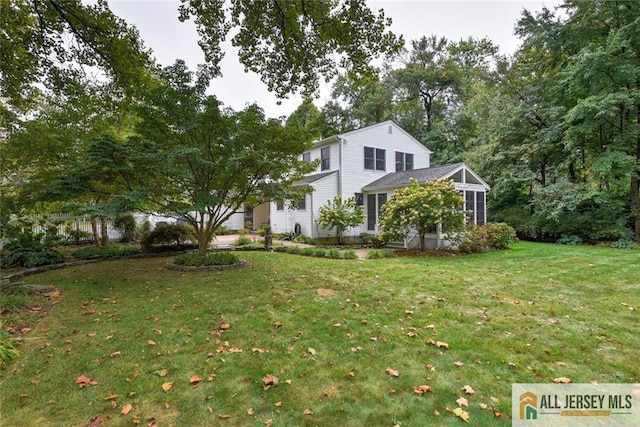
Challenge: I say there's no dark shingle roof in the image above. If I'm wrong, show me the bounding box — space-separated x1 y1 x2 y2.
294 170 337 185
362 163 464 190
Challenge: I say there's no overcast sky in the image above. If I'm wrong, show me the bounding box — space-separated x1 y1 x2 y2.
107 0 561 118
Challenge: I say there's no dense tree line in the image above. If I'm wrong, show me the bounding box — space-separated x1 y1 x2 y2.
291 0 639 243
2 0 638 245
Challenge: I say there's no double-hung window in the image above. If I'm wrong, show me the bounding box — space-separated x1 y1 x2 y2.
321 147 330 170
395 152 414 172
364 147 386 171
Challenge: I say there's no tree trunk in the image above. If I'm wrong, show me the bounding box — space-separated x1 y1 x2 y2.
91 218 101 247
100 217 109 246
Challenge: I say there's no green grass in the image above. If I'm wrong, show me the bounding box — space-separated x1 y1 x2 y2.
0 242 638 426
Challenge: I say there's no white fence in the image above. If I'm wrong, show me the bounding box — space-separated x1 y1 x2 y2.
14 213 125 242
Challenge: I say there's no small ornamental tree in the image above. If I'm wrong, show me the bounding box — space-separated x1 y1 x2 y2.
317 196 365 244
379 178 465 250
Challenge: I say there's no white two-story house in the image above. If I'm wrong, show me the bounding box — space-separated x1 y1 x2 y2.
253 120 490 247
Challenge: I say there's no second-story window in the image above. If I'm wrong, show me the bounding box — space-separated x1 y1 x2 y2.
364 147 386 171
303 152 311 163
321 147 330 170
395 152 414 172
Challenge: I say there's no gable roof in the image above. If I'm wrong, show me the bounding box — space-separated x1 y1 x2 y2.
362 162 490 191
294 170 337 185
312 121 433 154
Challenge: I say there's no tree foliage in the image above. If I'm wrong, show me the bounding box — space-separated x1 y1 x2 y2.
379 179 465 250
317 196 365 244
133 61 316 255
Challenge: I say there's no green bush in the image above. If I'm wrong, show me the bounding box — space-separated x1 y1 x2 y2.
0 326 19 368
173 251 240 267
285 246 302 255
326 248 342 259
141 224 192 251
459 222 518 254
484 222 518 249
65 228 92 245
342 250 358 260
72 244 140 260
234 235 253 246
294 235 316 245
611 239 637 249
556 234 583 246
366 249 396 259
2 247 63 268
114 214 136 242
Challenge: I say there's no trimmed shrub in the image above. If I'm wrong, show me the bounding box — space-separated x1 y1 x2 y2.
366 249 396 259
234 235 253 246
140 224 192 251
484 222 518 250
285 246 302 255
72 244 140 260
458 222 518 254
173 251 240 267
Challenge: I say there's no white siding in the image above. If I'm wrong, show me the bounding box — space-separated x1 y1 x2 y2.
340 121 431 199
269 173 338 238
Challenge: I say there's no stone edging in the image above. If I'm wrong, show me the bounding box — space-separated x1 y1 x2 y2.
165 260 249 272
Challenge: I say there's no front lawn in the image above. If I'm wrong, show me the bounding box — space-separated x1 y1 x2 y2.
1 242 638 426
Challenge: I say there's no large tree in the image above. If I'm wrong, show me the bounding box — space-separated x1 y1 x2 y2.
134 62 316 255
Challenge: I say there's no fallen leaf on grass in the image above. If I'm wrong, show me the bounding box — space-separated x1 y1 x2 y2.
218 414 231 419
110 351 121 358
490 396 499 403
493 407 505 417
434 409 440 416
190 375 201 385
385 367 399 377
413 385 432 396
456 396 469 407
89 416 104 426
303 409 312 415
274 401 282 407
246 408 254 415
76 375 97 388
453 407 470 423
553 377 572 383
104 393 118 401
132 415 141 424
219 322 230 331
155 369 169 377
121 403 133 415
262 374 279 390
479 403 488 409
462 385 475 394
161 382 173 392
148 340 157 346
